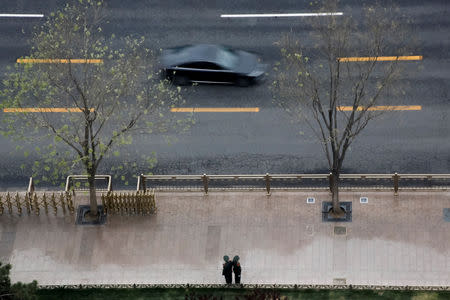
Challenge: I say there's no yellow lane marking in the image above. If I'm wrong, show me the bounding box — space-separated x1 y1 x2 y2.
338 56 422 62
171 107 260 112
337 105 422 111
16 59 103 64
4 108 94 112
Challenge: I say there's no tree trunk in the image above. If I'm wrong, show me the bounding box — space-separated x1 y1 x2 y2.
330 170 344 215
87 172 98 216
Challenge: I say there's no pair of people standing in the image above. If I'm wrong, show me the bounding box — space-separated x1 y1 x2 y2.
222 255 241 284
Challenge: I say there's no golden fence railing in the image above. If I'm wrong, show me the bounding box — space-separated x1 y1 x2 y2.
0 192 75 216
101 189 156 215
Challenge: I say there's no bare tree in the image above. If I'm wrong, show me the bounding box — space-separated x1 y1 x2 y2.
272 0 415 214
0 0 189 217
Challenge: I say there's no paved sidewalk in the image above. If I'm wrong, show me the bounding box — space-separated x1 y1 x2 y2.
0 190 449 286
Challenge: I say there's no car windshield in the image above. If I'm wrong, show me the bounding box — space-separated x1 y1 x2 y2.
216 47 238 69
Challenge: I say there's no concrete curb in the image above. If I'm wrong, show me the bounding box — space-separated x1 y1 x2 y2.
38 283 450 291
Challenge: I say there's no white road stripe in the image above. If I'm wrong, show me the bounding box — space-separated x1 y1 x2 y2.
220 12 343 18
0 13 44 18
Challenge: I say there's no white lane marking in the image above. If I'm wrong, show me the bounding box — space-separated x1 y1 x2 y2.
0 13 44 18
220 12 343 18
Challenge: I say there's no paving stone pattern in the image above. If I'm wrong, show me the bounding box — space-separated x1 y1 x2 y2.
0 190 449 286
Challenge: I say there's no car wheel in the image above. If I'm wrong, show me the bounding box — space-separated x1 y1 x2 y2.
174 75 190 86
236 77 250 87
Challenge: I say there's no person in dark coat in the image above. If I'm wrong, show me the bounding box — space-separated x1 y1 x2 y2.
232 255 241 284
222 255 233 284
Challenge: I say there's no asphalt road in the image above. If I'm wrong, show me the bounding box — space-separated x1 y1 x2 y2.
0 0 449 188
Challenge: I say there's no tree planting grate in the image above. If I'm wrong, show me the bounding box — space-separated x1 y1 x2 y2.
322 202 352 222
76 205 107 225
444 208 450 222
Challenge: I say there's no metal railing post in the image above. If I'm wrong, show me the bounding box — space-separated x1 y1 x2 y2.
27 177 34 198
393 172 399 196
107 175 112 192
202 174 208 195
141 174 146 191
137 174 146 191
65 175 72 193
265 173 271 195
136 175 141 191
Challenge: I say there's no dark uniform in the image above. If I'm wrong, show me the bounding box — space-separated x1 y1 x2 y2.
222 255 233 284
233 255 241 284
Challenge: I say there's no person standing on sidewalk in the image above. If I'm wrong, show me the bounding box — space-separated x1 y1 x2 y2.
222 255 233 284
233 255 241 284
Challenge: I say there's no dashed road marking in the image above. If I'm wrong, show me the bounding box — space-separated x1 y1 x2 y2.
220 12 343 18
3 108 94 112
337 105 422 111
16 59 103 64
338 56 423 62
171 107 260 113
0 14 44 18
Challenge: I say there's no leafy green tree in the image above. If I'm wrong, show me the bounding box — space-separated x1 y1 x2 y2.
1 0 189 217
0 262 37 300
272 0 415 214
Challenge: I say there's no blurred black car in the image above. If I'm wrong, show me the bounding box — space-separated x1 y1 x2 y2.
161 44 266 86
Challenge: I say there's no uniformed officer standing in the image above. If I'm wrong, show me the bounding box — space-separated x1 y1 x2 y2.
232 255 241 284
222 255 233 284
